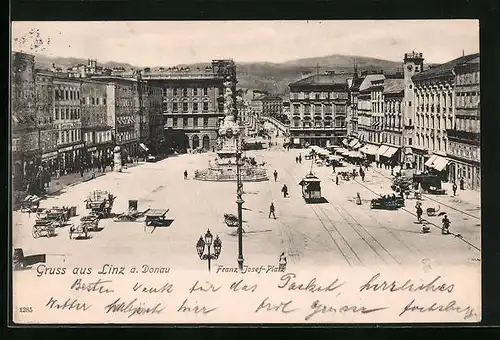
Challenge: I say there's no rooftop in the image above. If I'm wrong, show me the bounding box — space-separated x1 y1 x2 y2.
289 72 353 87
383 78 405 94
359 74 385 92
412 53 480 81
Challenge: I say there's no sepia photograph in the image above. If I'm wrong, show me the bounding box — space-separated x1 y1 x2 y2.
10 20 481 324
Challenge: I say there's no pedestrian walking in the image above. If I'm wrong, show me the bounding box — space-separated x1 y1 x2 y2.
332 164 336 173
184 170 188 180
295 156 298 164
416 202 423 223
460 177 465 190
273 170 278 182
281 184 288 198
442 214 451 235
352 169 357 180
268 202 276 219
336 174 339 185
299 155 302 164
452 182 457 196
360 167 365 181
92 170 96 179
356 192 362 205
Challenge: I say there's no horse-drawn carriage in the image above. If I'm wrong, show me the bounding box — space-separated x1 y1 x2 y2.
69 215 100 239
85 190 116 218
370 195 405 210
20 195 42 213
413 174 446 195
391 177 412 194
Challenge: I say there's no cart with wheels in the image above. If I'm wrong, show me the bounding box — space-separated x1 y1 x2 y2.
144 209 170 232
21 195 42 213
69 216 98 239
85 190 116 218
114 200 148 222
32 219 56 238
370 196 405 210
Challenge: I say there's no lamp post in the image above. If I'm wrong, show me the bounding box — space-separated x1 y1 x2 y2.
236 137 244 271
196 229 222 272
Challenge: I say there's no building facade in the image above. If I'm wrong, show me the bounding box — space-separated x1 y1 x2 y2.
411 54 479 179
347 75 363 138
11 52 39 191
357 73 385 145
145 59 236 151
35 70 58 173
382 77 405 164
261 95 283 118
52 75 85 174
288 72 350 147
144 84 164 153
80 79 114 167
447 56 480 189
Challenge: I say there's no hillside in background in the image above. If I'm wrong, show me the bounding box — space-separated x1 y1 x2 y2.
33 53 429 95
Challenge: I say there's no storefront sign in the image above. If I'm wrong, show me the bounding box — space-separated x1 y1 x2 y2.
42 151 58 160
58 145 74 153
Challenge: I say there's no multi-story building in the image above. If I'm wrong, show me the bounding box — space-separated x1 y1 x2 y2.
411 53 479 178
402 52 424 169
80 79 114 167
370 77 385 145
381 76 405 164
35 70 58 173
250 95 265 118
261 95 283 118
92 75 144 158
144 84 164 153
288 72 350 147
52 74 85 174
68 59 111 78
447 55 480 189
357 72 385 158
144 60 236 151
11 52 39 190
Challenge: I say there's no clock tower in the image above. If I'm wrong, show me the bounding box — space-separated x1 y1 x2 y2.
402 51 424 168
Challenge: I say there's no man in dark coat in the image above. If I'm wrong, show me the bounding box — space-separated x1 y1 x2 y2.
268 202 276 219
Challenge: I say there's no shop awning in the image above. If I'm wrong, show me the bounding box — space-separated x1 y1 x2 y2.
425 155 449 171
376 145 390 156
329 155 342 161
336 148 349 155
348 139 359 148
359 144 379 155
139 143 149 151
347 151 363 158
342 138 349 146
352 141 362 150
404 147 413 154
381 146 399 158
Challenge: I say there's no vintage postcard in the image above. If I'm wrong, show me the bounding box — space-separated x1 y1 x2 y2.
10 20 481 324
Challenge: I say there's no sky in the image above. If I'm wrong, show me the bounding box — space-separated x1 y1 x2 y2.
11 20 479 66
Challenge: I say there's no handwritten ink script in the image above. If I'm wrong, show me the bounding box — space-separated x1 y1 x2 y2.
13 265 480 323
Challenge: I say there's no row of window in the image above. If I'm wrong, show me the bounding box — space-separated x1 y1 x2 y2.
169 117 211 128
55 107 81 120
83 131 112 144
55 88 80 101
415 92 452 108
58 129 81 145
292 121 346 128
450 143 480 162
415 115 453 130
165 87 210 97
455 117 480 134
290 92 348 100
455 92 479 108
456 71 480 85
169 102 210 113
416 134 447 153
81 97 107 106
292 104 347 114
116 131 138 142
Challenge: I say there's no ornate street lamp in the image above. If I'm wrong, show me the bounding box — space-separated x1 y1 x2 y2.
196 229 222 272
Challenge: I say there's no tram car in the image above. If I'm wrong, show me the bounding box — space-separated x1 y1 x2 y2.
299 173 322 203
370 195 405 210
